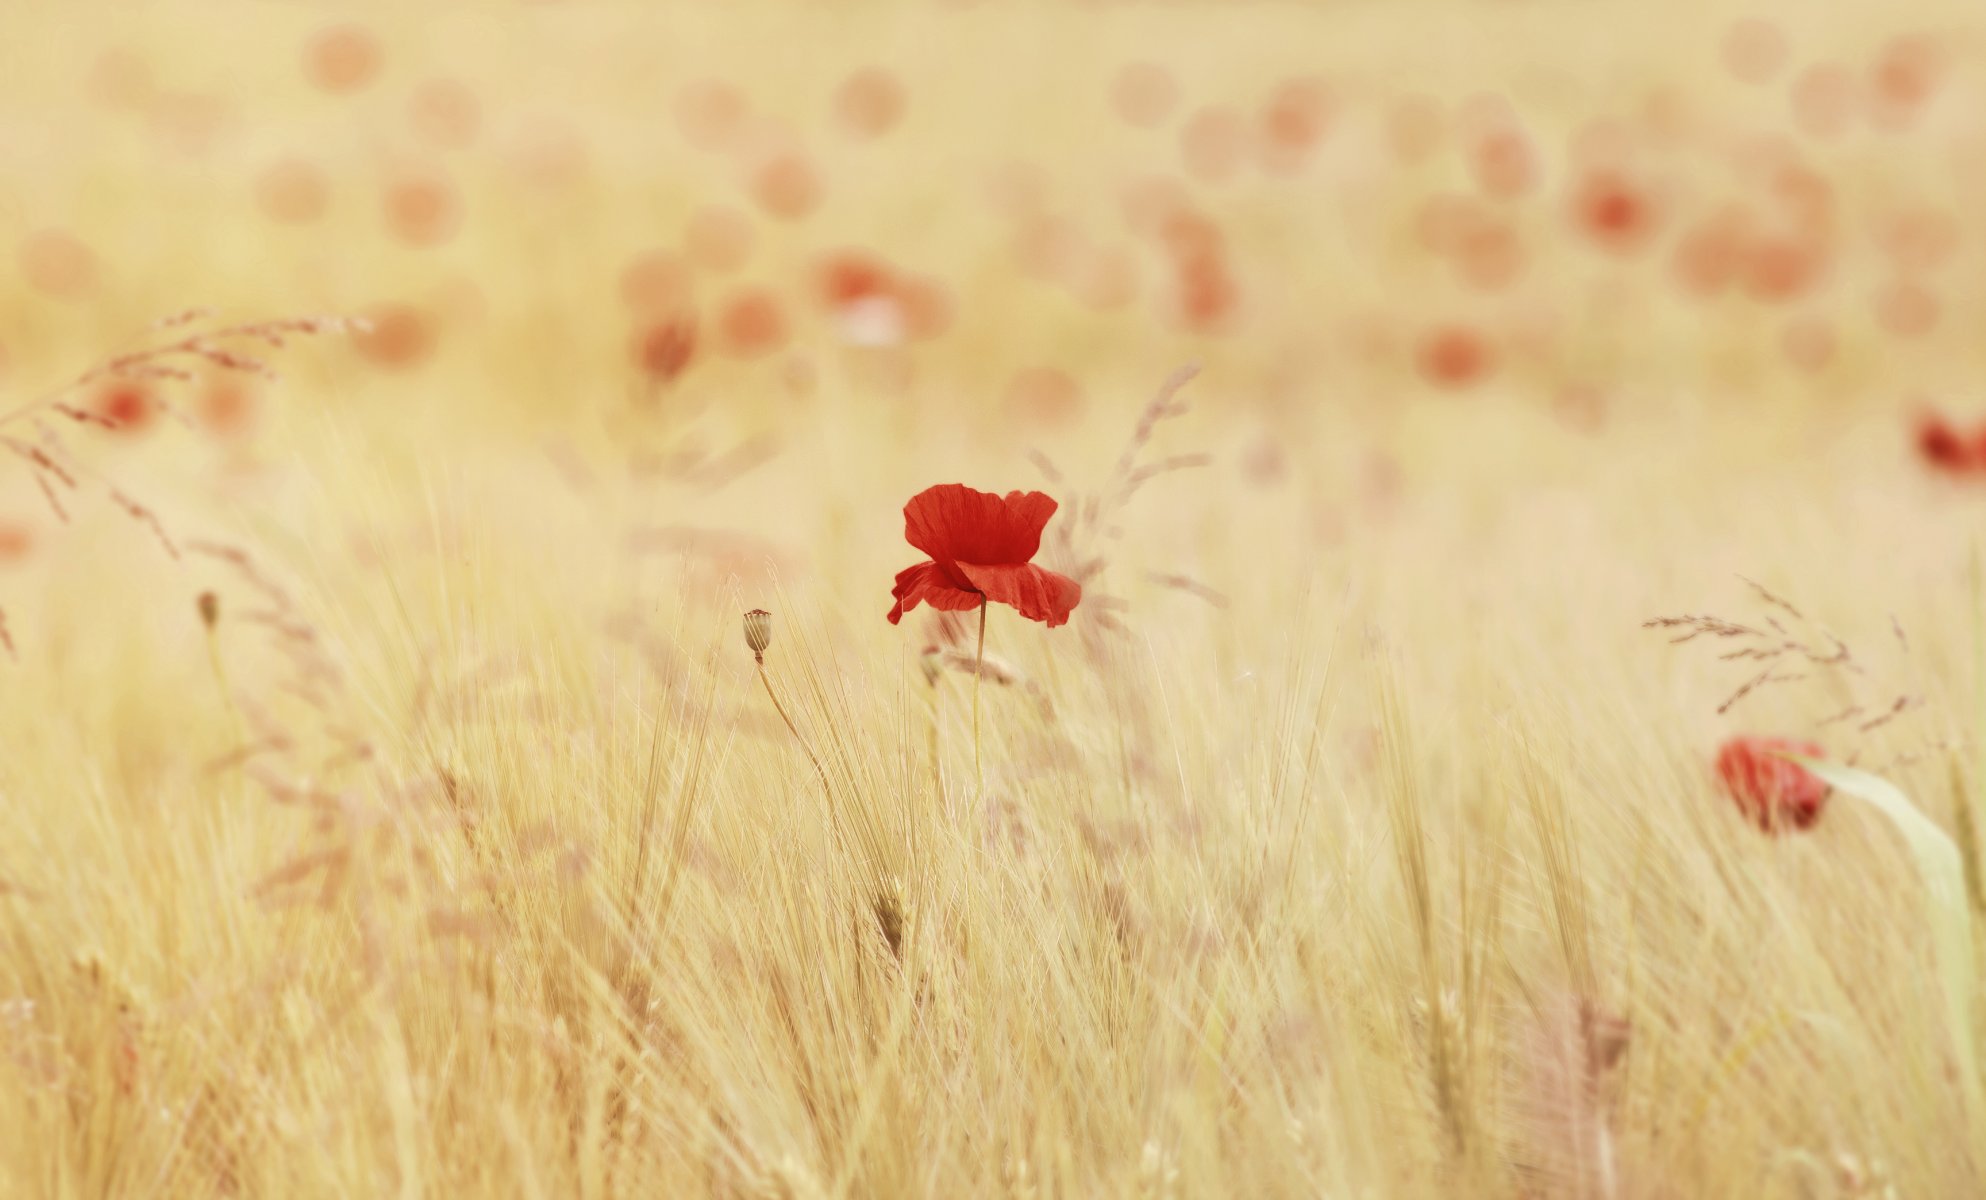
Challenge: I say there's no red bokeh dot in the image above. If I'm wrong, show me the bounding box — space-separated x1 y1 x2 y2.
1179 106 1247 184
409 78 482 149
1766 162 1834 232
1175 253 1239 333
1571 169 1663 256
94 381 156 434
20 230 99 300
1416 325 1496 389
1722 18 1789 85
1742 236 1828 303
383 172 462 247
676 80 747 152
1454 219 1526 291
197 377 258 438
751 153 824 221
715 290 789 359
834 67 906 138
1874 279 1939 339
353 304 438 369
632 316 697 382
1672 211 1750 299
1417 195 1525 290
303 24 383 95
0 520 32 567
1158 207 1226 262
1467 124 1539 199
685 206 756 273
1257 75 1332 174
619 250 695 314
1875 206 1959 272
1006 367 1084 427
255 159 330 225
1871 34 1945 124
1791 64 1858 140
1779 316 1835 373
1112 62 1179 129
815 248 895 309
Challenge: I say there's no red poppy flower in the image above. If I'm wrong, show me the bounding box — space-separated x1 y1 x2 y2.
887 484 1082 627
1714 736 1829 832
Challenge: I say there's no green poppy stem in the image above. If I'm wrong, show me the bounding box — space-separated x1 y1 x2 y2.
973 596 987 796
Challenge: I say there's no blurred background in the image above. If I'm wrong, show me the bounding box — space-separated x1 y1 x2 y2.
4 3 1986 1194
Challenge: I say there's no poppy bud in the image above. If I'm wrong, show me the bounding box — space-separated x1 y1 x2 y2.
197 590 220 630
743 608 772 662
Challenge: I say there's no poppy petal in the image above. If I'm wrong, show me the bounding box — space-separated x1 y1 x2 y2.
904 484 1059 567
887 559 984 625
957 561 1083 627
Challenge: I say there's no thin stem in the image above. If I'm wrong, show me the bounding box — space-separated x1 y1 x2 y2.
973 597 987 795
204 627 244 752
758 661 832 806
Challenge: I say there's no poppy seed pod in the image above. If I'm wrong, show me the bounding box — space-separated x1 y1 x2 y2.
743 608 772 662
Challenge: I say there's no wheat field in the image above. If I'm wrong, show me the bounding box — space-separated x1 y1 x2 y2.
2 1 1985 1196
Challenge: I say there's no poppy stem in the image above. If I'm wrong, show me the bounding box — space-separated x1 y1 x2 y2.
974 596 987 795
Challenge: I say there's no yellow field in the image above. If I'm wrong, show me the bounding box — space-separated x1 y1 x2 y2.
3 1 1985 1196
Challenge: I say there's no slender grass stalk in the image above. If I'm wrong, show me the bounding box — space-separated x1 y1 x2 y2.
758 660 832 806
197 592 244 752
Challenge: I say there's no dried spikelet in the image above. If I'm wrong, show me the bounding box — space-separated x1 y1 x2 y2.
107 488 179 559
201 735 289 775
872 878 906 958
250 845 351 905
188 540 295 611
32 473 68 523
1510 992 1630 1200
940 648 1022 685
1147 571 1229 609
49 402 118 430
1027 447 1064 484
1648 585 1936 770
0 607 13 662
686 433 780 490
2 436 78 488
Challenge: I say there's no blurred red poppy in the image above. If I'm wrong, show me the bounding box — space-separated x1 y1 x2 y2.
887 484 1082 627
1715 736 1829 832
1915 410 1977 474
835 67 907 138
94 381 156 434
303 24 382 95
633 315 697 383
